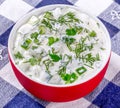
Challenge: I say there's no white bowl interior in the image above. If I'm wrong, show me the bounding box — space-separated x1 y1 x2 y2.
8 4 111 87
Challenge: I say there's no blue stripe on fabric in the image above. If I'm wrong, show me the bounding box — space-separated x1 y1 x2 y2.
112 71 120 86
22 89 49 107
115 0 120 4
35 0 72 8
0 15 14 35
0 25 14 46
67 0 78 4
87 103 99 108
0 44 9 69
85 78 109 102
0 0 5 5
23 0 42 7
98 2 120 30
111 31 120 55
92 82 120 108
98 18 119 38
4 91 45 108
0 77 20 108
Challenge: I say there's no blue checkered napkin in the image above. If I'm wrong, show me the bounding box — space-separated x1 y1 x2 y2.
0 0 120 108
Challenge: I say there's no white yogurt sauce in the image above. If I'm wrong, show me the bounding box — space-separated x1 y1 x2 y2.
13 7 108 85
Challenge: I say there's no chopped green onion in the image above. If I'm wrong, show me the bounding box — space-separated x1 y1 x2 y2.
30 32 40 45
62 73 71 81
87 44 94 51
61 72 78 84
62 37 76 51
96 53 100 61
14 52 24 59
100 47 106 50
62 37 76 44
39 26 46 35
61 73 71 84
70 72 78 83
58 12 79 25
49 53 61 62
43 59 53 74
66 28 77 36
84 28 89 33
32 46 38 50
63 54 72 65
84 53 100 66
75 26 83 34
58 66 66 75
41 19 52 29
44 11 53 19
74 37 87 58
21 38 32 50
89 30 97 37
34 39 40 45
66 12 79 22
76 66 87 75
27 58 39 66
48 37 59 46
58 16 66 24
85 53 96 66
31 32 39 39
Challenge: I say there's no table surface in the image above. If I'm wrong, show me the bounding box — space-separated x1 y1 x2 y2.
0 0 120 108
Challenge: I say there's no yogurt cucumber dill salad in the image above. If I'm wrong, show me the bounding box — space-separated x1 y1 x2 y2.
13 7 107 85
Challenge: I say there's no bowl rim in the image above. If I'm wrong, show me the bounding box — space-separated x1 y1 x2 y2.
8 4 111 87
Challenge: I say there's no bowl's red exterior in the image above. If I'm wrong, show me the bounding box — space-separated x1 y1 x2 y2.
9 55 110 102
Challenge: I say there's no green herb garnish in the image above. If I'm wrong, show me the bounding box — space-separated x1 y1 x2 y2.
30 32 40 45
21 38 32 50
32 46 38 50
43 59 54 74
66 28 77 36
39 26 46 34
89 30 97 37
48 37 59 46
14 52 24 59
84 28 89 33
44 11 53 19
31 32 39 39
75 37 87 58
49 53 61 62
87 44 94 51
27 58 39 66
96 53 100 61
66 12 79 22
62 37 76 51
100 47 106 50
58 66 66 75
85 53 100 66
63 37 76 44
41 19 52 29
75 26 83 34
58 12 79 25
85 53 96 66
63 54 72 66
58 15 66 24
34 39 40 45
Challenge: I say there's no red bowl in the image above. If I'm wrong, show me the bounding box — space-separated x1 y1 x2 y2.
8 4 111 102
